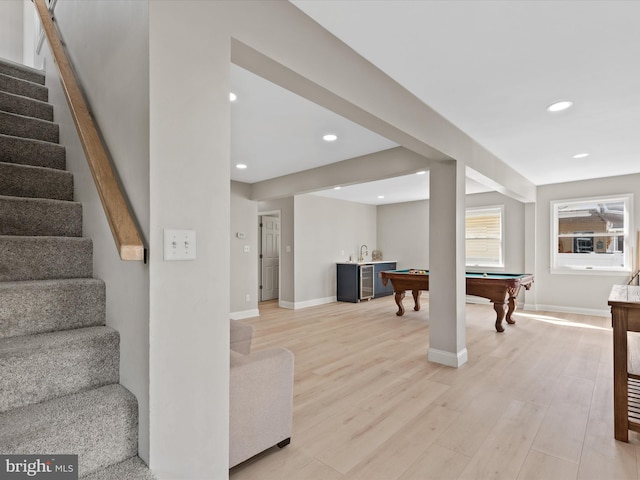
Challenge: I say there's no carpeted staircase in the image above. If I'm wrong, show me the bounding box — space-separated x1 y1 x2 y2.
0 58 154 479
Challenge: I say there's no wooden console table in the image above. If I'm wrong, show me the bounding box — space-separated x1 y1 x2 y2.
609 284 640 442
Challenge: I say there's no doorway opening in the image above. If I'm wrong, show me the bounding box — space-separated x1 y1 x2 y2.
259 212 280 303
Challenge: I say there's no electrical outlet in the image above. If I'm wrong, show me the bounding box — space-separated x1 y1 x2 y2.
164 229 196 261
245 294 250 302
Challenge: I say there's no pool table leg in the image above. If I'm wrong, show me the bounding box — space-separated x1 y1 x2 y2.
394 291 405 316
493 302 507 332
506 294 518 325
412 290 421 311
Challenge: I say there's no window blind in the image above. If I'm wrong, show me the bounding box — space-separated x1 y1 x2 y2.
466 208 502 266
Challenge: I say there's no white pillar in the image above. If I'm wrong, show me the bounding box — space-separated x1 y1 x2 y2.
428 160 467 367
524 202 536 309
149 2 230 477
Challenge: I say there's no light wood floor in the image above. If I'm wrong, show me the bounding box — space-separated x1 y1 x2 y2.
230 295 640 480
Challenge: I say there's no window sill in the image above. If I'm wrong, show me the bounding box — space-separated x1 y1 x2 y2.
550 267 631 276
466 266 505 273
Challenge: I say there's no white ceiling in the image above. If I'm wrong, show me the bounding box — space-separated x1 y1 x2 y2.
229 65 398 184
230 1 640 205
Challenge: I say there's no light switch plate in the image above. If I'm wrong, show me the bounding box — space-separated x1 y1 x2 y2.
164 229 196 261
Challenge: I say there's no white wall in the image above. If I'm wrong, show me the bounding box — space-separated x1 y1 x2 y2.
22 0 39 68
377 200 429 269
0 0 23 62
535 173 640 316
35 0 151 462
294 194 377 306
230 181 258 318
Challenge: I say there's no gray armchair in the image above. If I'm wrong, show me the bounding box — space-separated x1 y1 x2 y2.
229 320 294 468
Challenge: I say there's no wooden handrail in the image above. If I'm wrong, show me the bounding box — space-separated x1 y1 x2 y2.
33 0 145 261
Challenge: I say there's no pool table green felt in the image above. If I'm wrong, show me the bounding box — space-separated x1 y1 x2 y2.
379 269 534 332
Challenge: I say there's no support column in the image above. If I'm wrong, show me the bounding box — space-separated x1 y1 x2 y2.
428 160 467 367
524 202 536 310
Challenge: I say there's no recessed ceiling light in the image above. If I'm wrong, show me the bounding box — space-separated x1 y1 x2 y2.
416 170 426 175
333 186 341 190
377 195 385 199
229 92 237 102
323 134 338 142
547 100 573 112
235 164 247 169
572 153 590 159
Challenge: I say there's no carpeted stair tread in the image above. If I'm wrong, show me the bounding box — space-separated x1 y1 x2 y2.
0 110 58 143
0 384 138 477
0 72 48 102
0 235 93 281
0 58 45 85
0 278 105 339
0 58 148 478
0 89 53 121
0 195 81 236
0 195 82 237
0 326 119 412
0 133 65 169
0 161 73 200
80 456 156 480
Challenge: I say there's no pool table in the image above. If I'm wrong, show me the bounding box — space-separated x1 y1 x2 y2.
379 269 534 332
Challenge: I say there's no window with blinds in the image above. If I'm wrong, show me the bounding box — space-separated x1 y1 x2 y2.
466 206 503 267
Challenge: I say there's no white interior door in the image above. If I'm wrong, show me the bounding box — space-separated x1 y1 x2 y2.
260 215 280 301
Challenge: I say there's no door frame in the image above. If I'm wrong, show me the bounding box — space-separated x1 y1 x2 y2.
258 210 281 302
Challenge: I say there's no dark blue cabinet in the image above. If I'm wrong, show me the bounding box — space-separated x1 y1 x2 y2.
337 262 396 302
373 262 397 297
337 263 359 302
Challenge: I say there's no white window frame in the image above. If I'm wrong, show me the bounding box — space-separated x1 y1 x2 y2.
550 194 633 275
465 205 504 270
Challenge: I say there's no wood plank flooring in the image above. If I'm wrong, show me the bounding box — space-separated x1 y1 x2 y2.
229 295 640 480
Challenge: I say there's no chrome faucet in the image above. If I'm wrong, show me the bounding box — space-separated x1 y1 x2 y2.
359 244 368 263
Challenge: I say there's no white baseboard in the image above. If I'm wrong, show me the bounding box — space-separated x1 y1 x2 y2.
428 347 468 368
230 309 260 320
292 296 337 310
276 297 337 310
523 304 610 318
466 297 609 318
